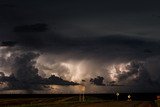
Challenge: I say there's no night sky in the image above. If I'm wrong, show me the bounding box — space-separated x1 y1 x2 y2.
0 0 160 94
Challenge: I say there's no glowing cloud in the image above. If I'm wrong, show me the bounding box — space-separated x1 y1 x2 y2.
107 62 131 81
60 61 87 82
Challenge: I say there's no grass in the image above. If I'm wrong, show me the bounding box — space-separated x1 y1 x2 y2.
0 96 157 107
155 100 160 107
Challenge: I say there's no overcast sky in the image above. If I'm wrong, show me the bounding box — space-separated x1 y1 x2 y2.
0 0 160 93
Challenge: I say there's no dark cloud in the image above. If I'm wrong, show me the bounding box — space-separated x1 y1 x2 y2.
1 34 160 92
0 74 78 90
45 75 78 85
152 14 160 19
12 52 41 82
107 81 124 86
0 52 78 90
0 41 16 47
1 52 43 90
116 61 143 82
115 60 159 87
14 23 48 32
0 3 15 8
0 0 160 93
90 76 105 86
10 34 160 60
0 72 5 77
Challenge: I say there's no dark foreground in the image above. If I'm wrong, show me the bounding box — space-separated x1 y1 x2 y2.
0 94 159 107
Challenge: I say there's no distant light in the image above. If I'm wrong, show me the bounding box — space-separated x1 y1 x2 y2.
127 94 132 101
128 95 131 99
116 92 119 96
157 96 160 100
116 92 120 101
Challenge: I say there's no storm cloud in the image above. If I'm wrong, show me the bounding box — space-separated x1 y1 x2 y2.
114 61 155 85
0 51 78 91
0 41 16 47
1 33 160 93
14 23 48 32
1 0 160 93
90 76 105 86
